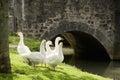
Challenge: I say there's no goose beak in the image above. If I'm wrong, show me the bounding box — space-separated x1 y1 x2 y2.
42 39 46 43
61 38 64 40
16 32 18 35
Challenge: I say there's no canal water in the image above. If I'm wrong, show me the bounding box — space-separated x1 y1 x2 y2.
63 48 120 80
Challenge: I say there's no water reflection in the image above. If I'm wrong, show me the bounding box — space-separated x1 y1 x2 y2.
62 47 120 80
64 56 120 80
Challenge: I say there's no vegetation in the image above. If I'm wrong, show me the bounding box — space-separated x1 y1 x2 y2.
9 35 40 51
0 35 112 80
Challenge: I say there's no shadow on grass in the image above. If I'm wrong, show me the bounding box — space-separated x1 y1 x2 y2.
11 64 81 80
0 73 14 80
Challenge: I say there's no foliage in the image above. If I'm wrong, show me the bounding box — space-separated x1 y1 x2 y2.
0 35 112 80
9 35 40 51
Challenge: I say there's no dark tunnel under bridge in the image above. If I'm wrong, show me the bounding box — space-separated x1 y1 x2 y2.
62 31 110 61
40 21 112 61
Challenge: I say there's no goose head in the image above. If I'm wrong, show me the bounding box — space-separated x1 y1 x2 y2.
55 37 64 41
46 40 53 46
55 37 64 45
16 32 23 37
16 32 24 45
46 40 53 52
54 37 64 52
41 39 46 44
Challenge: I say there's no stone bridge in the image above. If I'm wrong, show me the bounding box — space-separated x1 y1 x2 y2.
9 0 120 60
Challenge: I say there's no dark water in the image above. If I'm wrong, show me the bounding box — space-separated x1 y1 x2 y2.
64 55 120 80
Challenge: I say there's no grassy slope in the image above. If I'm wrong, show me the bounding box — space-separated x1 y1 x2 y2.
0 36 112 80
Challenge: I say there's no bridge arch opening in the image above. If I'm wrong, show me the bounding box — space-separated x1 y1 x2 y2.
51 31 110 61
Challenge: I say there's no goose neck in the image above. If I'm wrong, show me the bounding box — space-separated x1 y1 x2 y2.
55 39 59 51
46 43 52 52
19 34 24 45
40 42 45 54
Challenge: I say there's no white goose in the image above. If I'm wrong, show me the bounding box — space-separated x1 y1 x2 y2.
53 37 63 53
27 39 46 67
46 37 64 70
16 32 31 64
58 42 64 63
45 40 53 55
45 40 53 66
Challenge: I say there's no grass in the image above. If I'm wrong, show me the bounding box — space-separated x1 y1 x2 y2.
0 35 112 80
9 35 40 51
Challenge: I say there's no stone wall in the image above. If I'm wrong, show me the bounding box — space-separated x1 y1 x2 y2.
113 0 120 59
9 0 66 37
62 0 115 59
9 0 115 40
9 0 120 59
64 0 115 42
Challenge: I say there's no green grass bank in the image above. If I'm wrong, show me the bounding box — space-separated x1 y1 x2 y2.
0 35 112 80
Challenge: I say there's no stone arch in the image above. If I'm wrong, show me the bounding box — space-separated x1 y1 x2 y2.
40 20 111 60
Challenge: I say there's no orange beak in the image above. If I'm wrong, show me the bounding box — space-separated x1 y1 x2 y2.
16 32 18 35
61 38 64 40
